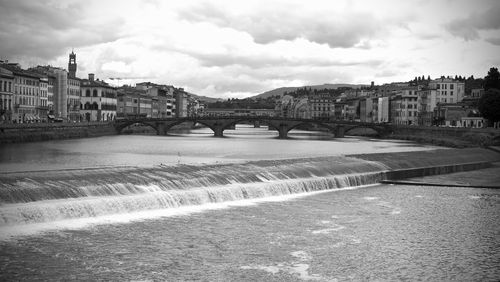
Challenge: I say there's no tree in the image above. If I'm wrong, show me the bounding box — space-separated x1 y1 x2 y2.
484 67 500 90
478 88 500 123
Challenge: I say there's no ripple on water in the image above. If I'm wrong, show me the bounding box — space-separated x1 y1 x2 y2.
311 225 345 234
240 250 326 281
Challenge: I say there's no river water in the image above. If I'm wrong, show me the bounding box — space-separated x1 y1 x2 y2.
0 125 499 281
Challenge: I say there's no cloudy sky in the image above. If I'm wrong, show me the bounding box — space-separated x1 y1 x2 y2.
1 0 499 98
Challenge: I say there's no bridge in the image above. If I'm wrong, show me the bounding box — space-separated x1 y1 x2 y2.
114 116 393 138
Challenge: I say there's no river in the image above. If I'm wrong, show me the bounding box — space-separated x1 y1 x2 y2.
0 125 499 281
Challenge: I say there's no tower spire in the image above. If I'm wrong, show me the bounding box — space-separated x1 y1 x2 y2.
68 50 77 78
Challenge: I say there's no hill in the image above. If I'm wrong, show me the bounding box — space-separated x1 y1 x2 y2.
188 93 222 103
252 83 369 99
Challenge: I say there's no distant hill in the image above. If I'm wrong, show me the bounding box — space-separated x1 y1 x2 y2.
188 93 222 103
251 83 369 99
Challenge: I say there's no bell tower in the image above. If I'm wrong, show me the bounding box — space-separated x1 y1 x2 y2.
68 50 77 78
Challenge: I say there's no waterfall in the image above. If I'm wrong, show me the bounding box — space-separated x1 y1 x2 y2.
0 157 388 227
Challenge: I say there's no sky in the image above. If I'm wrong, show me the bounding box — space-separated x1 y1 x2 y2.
0 0 499 98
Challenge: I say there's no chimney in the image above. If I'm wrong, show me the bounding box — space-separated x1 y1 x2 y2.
88 73 94 81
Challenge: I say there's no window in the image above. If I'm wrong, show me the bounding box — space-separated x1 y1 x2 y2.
86 89 91 97
450 84 454 90
93 89 98 97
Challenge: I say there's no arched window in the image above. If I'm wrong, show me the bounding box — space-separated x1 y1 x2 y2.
84 102 91 110
92 102 99 110
93 89 98 97
85 89 91 97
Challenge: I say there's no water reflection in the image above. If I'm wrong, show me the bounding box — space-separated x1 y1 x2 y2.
0 124 438 173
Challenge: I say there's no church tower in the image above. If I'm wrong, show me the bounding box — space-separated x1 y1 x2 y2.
68 50 77 78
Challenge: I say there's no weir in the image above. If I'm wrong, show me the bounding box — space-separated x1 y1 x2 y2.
0 148 498 230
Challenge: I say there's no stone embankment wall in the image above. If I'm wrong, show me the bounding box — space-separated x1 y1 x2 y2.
389 125 500 147
0 122 117 144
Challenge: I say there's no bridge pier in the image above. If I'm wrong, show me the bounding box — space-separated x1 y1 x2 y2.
278 124 289 139
335 126 345 138
157 123 167 135
213 127 224 137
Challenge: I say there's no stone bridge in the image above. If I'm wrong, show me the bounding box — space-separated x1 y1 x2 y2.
114 117 393 139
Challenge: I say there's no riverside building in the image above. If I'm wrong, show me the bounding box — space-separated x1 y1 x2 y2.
429 78 465 104
1 63 44 123
0 66 14 123
80 74 117 121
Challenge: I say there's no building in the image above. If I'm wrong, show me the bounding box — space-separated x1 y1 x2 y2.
377 82 410 97
429 78 465 104
80 74 117 121
145 85 175 118
390 87 419 125
68 50 77 78
470 88 484 99
292 97 310 119
359 97 373 122
67 51 81 121
416 88 438 126
67 76 81 121
47 75 54 116
0 66 14 123
30 65 69 119
309 93 334 119
38 76 49 122
175 88 189 117
333 102 347 120
345 98 360 121
276 95 294 118
376 96 390 123
433 103 484 128
1 63 43 123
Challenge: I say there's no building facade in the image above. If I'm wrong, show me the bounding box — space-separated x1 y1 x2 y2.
0 67 14 123
309 93 334 119
30 66 69 119
67 77 81 121
80 74 117 121
6 64 43 123
429 78 465 104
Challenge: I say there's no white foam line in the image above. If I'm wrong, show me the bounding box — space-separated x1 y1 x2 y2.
0 184 379 241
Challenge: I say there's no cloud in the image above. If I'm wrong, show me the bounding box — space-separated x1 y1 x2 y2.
444 3 500 40
0 0 124 61
485 37 500 46
178 1 385 49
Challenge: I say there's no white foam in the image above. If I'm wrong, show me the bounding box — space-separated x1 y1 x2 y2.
290 251 311 261
0 184 377 240
311 225 345 234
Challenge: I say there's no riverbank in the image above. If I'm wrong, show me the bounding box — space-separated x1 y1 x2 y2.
0 122 117 144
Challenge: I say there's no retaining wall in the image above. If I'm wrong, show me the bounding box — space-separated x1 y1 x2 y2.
0 122 117 144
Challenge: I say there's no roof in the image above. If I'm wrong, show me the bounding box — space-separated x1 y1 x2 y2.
0 63 43 79
80 79 116 89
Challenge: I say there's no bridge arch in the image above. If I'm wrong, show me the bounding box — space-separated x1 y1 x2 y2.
222 117 279 132
286 121 337 135
115 120 159 134
344 124 388 137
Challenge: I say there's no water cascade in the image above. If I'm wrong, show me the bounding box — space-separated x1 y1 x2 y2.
0 157 388 227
